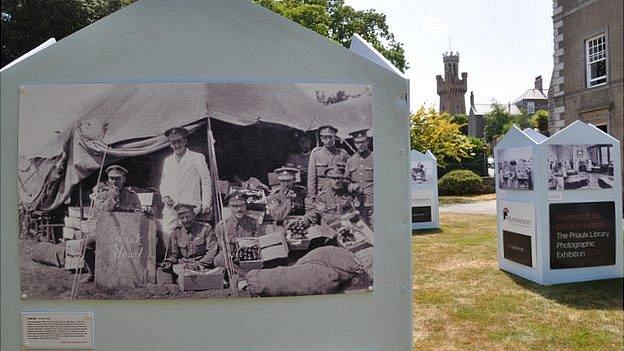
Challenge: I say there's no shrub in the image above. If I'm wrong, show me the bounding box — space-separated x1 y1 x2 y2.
438 170 483 195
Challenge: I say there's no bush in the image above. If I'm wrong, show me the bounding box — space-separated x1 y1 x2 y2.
438 170 483 195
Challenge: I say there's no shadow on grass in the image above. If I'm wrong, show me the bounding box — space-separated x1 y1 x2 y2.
505 272 624 311
412 228 443 236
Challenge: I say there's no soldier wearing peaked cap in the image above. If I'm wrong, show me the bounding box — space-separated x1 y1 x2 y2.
92 164 142 213
83 164 142 283
304 167 359 227
346 128 374 227
159 126 213 253
213 191 260 268
307 125 349 200
267 167 307 222
161 203 218 272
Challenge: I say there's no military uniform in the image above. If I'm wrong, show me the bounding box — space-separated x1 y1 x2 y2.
346 150 374 226
93 186 142 213
168 222 217 267
307 146 349 198
305 188 358 227
267 185 307 221
267 167 307 222
213 214 260 268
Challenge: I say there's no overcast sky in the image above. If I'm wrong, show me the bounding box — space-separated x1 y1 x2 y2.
345 0 554 111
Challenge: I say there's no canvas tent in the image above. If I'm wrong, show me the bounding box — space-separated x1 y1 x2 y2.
18 83 372 211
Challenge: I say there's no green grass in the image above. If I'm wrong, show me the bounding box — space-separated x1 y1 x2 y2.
439 193 496 205
412 213 623 351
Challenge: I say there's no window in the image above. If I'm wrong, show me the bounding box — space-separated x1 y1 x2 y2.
586 34 607 88
596 124 608 133
527 101 535 114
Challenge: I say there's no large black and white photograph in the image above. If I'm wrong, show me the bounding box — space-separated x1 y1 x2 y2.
18 83 374 300
496 146 534 190
547 144 615 190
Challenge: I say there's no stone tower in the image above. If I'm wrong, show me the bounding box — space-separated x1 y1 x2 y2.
436 51 467 115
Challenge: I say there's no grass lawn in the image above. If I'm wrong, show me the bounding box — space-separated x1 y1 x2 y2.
412 213 623 350
439 193 497 205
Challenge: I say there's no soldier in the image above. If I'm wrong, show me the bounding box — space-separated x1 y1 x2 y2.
266 167 307 222
285 133 313 184
83 165 142 282
346 129 374 227
307 125 349 200
213 191 260 268
159 127 213 252
92 165 142 213
304 167 359 228
160 204 218 273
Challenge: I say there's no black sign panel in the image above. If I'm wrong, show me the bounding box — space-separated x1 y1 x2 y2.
550 202 616 269
412 206 432 223
503 230 533 267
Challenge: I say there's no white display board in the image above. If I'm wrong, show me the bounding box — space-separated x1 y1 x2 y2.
0 0 412 350
494 123 623 285
410 150 439 230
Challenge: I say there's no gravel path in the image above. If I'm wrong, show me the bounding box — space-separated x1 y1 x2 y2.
439 200 497 216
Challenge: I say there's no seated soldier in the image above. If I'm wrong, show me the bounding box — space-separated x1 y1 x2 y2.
303 167 360 228
266 166 307 222
213 191 260 268
160 204 217 276
82 165 142 283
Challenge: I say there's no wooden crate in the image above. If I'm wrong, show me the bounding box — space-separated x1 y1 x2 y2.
94 212 157 289
172 265 224 291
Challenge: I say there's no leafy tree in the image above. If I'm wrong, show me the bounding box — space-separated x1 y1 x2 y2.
531 109 549 136
1 0 135 67
410 106 473 167
483 103 513 144
253 0 407 72
450 113 468 135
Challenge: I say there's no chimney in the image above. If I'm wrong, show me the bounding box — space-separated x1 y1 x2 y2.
534 75 543 93
470 91 475 107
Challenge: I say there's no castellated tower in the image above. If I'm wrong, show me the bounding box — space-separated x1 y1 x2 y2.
436 51 467 115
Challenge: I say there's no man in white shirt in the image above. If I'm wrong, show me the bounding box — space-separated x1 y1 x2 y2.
159 127 213 251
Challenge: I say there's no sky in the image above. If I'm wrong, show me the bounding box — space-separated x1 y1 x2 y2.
345 0 554 111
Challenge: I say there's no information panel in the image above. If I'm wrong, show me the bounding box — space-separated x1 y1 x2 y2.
21 312 94 349
501 201 536 268
550 202 616 269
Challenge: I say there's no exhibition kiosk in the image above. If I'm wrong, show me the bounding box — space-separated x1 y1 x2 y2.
410 150 439 230
495 122 622 285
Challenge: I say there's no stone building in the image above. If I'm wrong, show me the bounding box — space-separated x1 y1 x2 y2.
514 76 548 114
468 92 522 139
549 0 623 188
436 51 467 115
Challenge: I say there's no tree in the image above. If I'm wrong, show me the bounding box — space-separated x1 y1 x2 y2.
531 109 549 136
450 113 468 135
483 103 512 144
410 106 474 167
253 0 407 72
1 0 135 67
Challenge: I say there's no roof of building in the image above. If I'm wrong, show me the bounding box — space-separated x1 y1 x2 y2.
513 89 548 104
470 103 521 116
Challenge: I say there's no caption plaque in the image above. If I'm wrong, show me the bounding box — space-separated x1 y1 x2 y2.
21 312 94 349
550 202 616 269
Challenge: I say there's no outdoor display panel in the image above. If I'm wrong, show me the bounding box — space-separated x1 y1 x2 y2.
1 1 412 350
18 82 375 300
410 150 439 230
495 122 623 285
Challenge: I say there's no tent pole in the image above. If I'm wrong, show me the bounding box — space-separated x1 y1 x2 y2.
206 116 238 297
